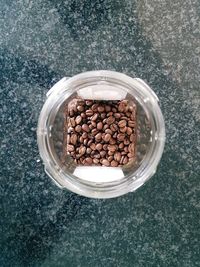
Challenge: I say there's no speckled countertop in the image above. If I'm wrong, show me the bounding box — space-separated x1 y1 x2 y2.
0 1 200 266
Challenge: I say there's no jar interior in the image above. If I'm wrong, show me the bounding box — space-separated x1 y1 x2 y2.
49 83 152 183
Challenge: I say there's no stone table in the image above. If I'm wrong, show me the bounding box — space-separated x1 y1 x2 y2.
0 0 199 266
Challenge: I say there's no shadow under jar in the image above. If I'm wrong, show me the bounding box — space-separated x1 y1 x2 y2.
37 71 165 198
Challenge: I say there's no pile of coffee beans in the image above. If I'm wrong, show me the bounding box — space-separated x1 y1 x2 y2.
64 99 136 167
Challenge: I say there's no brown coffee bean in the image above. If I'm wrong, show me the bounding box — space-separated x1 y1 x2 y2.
79 146 86 155
75 116 82 125
97 106 105 112
82 124 90 132
120 126 127 133
80 112 86 118
110 124 118 132
105 129 112 135
91 113 98 121
86 100 93 106
93 158 99 164
93 152 101 159
123 156 128 165
96 143 103 151
97 122 103 130
114 152 121 162
67 127 74 134
113 132 117 138
95 133 102 141
108 150 114 156
118 103 126 112
125 112 131 118
100 113 106 119
70 134 77 145
87 139 93 146
103 144 108 150
79 136 84 143
91 103 98 111
117 133 125 141
86 148 92 154
120 155 125 164
109 138 116 145
128 152 134 158
124 146 128 153
128 121 135 127
82 132 87 139
67 144 74 152
108 156 113 162
105 105 111 112
107 112 113 117
86 109 93 116
108 145 117 152
130 134 136 142
107 116 115 125
128 143 135 153
104 133 111 142
111 160 118 167
114 113 121 119
90 143 96 150
118 120 127 128
91 128 98 136
77 105 84 112
91 151 95 156
120 116 128 121
119 143 124 149
83 139 88 145
100 150 106 157
126 127 132 135
91 121 96 127
69 118 76 127
102 159 110 166
103 124 109 130
112 107 117 112
75 125 82 133
85 157 93 164
124 138 130 145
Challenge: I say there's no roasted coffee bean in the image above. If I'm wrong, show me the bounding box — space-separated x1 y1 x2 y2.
102 159 110 166
104 133 111 142
111 160 118 167
105 105 111 112
123 156 128 165
112 107 117 113
91 128 98 136
81 112 86 118
117 133 125 141
82 124 90 132
69 118 76 127
87 139 93 146
83 139 88 145
108 156 113 162
120 126 127 133
107 116 115 125
103 144 108 150
77 105 84 112
110 124 118 132
108 150 114 156
93 152 101 159
128 121 135 127
105 129 112 135
96 143 103 151
67 144 74 152
126 127 132 135
86 100 93 106
85 157 93 164
130 134 136 142
86 109 93 116
93 158 99 164
91 113 98 121
114 152 121 162
101 113 106 119
70 134 77 145
91 103 98 111
107 112 113 117
97 122 103 130
79 146 86 155
79 136 84 143
113 132 117 138
128 143 135 153
124 138 130 145
108 145 117 152
90 143 96 150
103 124 109 130
109 138 116 145
118 120 127 128
97 106 105 112
119 143 124 150
95 133 102 141
91 121 96 127
75 116 82 125
86 148 92 154
128 152 134 158
114 113 121 119
100 150 106 157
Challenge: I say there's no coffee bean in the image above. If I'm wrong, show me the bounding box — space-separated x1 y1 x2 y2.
111 160 118 167
103 144 108 150
107 116 115 125
75 116 82 125
130 134 136 142
108 150 114 156
69 118 76 127
67 144 74 152
114 113 121 119
97 122 103 130
91 128 98 136
123 156 128 165
91 103 99 111
96 143 103 151
104 133 111 142
79 146 86 155
105 129 112 135
113 132 117 138
97 106 105 112
114 152 121 162
91 121 96 127
86 148 91 154
103 124 109 130
86 109 93 116
83 139 88 145
79 136 84 143
86 100 93 106
77 105 84 112
105 105 111 112
100 150 106 157
107 112 113 117
118 120 127 128
128 143 135 153
90 143 96 150
93 152 101 159
128 121 135 127
119 143 124 149
120 126 127 133
117 133 125 141
112 107 117 113
108 156 113 162
102 159 110 166
126 127 132 135
95 133 102 141
82 124 90 132
101 113 106 119
109 138 116 145
91 113 98 121
124 138 130 145
108 145 117 152
81 112 86 118
70 134 77 145
128 152 134 158
85 157 93 164
110 124 118 132
93 158 99 164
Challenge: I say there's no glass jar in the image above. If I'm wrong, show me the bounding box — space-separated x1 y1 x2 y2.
37 71 165 198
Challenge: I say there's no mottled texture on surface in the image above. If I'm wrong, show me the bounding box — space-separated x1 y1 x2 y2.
0 0 200 267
